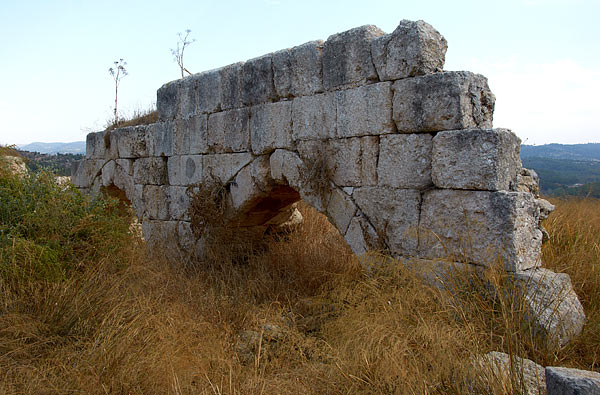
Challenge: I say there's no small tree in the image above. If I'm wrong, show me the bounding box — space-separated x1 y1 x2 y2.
171 29 195 78
109 59 128 125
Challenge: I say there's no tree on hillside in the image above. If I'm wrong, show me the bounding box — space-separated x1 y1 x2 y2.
109 59 128 124
171 29 195 78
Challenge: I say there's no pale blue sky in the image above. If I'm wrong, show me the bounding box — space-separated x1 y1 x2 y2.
0 0 598 145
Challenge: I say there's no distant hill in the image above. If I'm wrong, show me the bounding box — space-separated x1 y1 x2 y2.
18 141 86 155
521 143 600 161
521 143 600 198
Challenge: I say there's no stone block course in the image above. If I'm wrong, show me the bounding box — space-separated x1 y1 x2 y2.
133 157 167 185
273 40 324 98
378 133 432 189
371 19 447 81
336 82 394 138
419 190 543 271
241 54 277 106
291 92 337 141
432 128 522 191
207 108 250 153
392 71 495 132
323 25 384 90
250 101 293 154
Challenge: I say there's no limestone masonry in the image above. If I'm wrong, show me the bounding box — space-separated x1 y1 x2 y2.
74 20 585 344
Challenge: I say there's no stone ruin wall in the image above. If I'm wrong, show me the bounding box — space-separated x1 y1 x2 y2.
74 20 552 274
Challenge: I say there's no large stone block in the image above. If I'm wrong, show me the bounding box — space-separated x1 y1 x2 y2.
291 92 337 141
273 40 324 98
325 187 357 234
202 152 253 183
173 114 208 155
115 158 134 176
323 25 384 90
178 75 198 119
432 128 522 191
168 186 191 221
419 190 543 271
269 149 303 187
133 157 168 185
297 137 378 187
336 82 394 138
230 156 272 211
219 62 244 110
250 101 293 154
344 212 380 256
241 54 277 106
546 366 600 395
352 187 421 255
513 268 586 348
207 108 250 153
114 126 150 158
86 132 105 159
371 19 447 81
157 80 181 121
142 185 169 220
169 155 203 186
72 159 105 188
195 68 222 114
147 122 173 157
101 160 116 187
141 220 178 251
378 134 432 189
392 71 495 132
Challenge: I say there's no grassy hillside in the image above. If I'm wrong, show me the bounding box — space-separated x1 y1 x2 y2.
0 154 598 393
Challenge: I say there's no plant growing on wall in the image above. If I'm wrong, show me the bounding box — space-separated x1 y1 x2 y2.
108 59 128 125
171 29 195 78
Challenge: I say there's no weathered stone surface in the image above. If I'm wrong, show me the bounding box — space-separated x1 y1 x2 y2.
195 68 222 114
323 25 384 90
291 92 337 141
353 187 421 255
219 62 244 110
432 128 522 191
168 186 190 221
86 131 106 159
378 134 432 189
202 152 253 183
168 155 203 185
230 156 272 211
513 268 586 348
73 159 104 188
147 122 173 157
336 82 394 138
173 114 207 155
142 185 169 220
546 366 600 395
273 40 324 98
114 126 150 158
241 54 277 106
179 74 198 119
157 80 181 121
344 212 380 256
392 71 495 132
517 168 540 197
419 190 543 271
297 137 378 187
326 187 357 234
371 19 447 81
269 149 303 187
207 108 250 153
133 157 168 185
472 351 546 395
250 101 293 154
141 220 178 251
115 159 134 176
101 160 116 187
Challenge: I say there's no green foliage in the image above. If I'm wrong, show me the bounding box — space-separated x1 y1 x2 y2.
0 167 134 285
522 157 600 196
18 150 83 176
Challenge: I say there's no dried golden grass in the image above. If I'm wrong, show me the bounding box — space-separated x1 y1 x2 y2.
0 197 598 393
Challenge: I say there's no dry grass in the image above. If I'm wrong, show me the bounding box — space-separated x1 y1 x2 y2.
0 179 599 393
105 106 158 132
